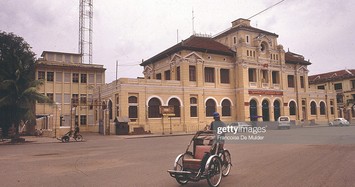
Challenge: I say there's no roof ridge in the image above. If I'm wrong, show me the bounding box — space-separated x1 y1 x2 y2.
310 69 353 76
345 68 353 75
140 35 233 66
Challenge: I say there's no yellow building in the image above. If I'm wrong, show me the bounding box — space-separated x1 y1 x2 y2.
35 51 105 137
309 69 355 123
97 18 337 134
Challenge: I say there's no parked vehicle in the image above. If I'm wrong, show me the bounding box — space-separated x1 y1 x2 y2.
229 122 252 132
277 116 291 129
329 118 350 127
167 130 232 187
229 122 251 127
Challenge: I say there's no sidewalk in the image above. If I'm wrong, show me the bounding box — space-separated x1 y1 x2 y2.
301 123 354 128
300 124 329 128
0 131 196 145
0 135 59 145
118 132 195 139
4 123 354 145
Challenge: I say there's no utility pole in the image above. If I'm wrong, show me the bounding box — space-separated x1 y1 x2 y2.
116 60 118 84
192 8 195 35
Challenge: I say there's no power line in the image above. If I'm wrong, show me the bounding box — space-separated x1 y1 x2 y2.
248 0 286 20
213 0 286 38
118 63 140 67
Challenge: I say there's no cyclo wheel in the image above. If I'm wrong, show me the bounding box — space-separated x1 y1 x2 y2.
174 154 188 185
61 136 69 143
207 156 222 187
221 150 231 177
75 135 83 142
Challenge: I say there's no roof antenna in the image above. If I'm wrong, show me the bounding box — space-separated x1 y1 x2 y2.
192 8 195 35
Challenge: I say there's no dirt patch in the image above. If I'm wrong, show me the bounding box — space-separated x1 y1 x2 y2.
33 153 60 157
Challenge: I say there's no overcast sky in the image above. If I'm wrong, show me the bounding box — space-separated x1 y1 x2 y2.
1 0 354 83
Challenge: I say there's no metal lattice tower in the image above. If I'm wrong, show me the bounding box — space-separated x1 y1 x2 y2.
79 0 93 64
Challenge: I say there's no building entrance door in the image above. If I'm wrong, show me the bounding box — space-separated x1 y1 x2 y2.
274 100 280 121
249 99 258 121
262 100 270 121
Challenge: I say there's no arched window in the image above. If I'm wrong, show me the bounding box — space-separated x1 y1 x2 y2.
115 96 119 117
260 41 268 52
108 100 113 120
94 99 98 122
320 101 326 115
168 98 181 117
190 97 198 117
289 101 296 116
274 100 280 121
206 99 216 117
262 99 270 121
128 96 138 119
148 98 161 118
102 101 107 110
311 101 317 115
249 99 258 121
221 99 231 116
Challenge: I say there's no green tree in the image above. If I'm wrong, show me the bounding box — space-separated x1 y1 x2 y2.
0 31 50 138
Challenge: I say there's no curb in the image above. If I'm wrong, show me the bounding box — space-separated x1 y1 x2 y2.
121 133 195 139
301 125 329 128
301 124 354 128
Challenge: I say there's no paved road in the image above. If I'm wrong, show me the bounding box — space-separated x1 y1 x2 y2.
1 126 355 187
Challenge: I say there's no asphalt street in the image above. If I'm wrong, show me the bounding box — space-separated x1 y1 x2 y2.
0 126 355 187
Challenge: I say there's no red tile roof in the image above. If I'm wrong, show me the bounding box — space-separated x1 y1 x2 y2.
41 51 82 57
285 51 311 65
309 69 355 84
140 35 234 66
214 25 278 39
140 35 312 68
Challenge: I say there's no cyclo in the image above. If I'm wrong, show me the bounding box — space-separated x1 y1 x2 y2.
167 130 232 187
58 129 83 143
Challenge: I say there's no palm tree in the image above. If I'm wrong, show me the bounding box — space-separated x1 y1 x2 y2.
0 31 51 138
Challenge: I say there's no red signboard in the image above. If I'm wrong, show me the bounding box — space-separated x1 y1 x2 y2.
248 90 283 96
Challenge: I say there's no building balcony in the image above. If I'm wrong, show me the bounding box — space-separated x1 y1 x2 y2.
335 89 343 93
249 82 257 88
272 84 280 89
337 103 344 108
262 83 269 88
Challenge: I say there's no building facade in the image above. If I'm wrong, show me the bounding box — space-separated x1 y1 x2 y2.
35 51 105 137
309 69 355 123
96 18 337 134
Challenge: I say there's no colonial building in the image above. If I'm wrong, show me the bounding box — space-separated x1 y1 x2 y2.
96 18 337 134
309 69 355 123
35 51 106 137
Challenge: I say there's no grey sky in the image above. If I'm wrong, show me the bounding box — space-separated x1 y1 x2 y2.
1 0 354 83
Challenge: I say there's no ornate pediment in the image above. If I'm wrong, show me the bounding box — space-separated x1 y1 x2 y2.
170 53 183 68
297 66 309 74
184 52 204 64
170 54 183 62
143 65 153 77
254 34 273 47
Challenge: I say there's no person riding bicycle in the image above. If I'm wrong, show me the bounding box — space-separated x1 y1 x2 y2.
209 112 226 149
74 125 80 138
